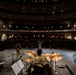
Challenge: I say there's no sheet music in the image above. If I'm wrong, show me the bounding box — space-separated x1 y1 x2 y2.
17 59 24 69
11 63 21 75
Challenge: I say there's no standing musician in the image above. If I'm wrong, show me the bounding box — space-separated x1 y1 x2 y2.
15 43 21 59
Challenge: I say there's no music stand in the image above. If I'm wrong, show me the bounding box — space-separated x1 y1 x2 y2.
17 59 24 69
11 63 21 75
11 59 24 75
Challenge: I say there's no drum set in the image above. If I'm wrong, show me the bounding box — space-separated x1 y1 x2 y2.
23 50 63 75
24 50 62 63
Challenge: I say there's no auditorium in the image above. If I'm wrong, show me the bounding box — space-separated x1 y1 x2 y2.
0 0 76 75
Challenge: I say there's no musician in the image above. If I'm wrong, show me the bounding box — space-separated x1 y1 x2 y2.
27 47 52 75
17 43 21 50
37 47 42 56
15 43 21 59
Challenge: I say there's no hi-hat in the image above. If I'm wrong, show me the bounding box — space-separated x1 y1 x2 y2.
27 50 37 57
51 53 62 61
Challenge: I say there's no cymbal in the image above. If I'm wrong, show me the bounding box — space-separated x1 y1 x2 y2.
24 57 32 62
51 53 62 61
42 54 54 61
27 50 37 57
42 54 52 57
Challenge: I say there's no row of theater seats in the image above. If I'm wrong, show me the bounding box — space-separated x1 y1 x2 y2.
0 39 76 51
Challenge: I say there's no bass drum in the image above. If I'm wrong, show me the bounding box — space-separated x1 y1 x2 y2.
27 64 51 75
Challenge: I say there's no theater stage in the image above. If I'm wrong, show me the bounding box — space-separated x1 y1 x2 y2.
0 48 76 75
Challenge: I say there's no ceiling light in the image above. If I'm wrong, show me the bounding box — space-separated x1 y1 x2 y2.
42 0 44 2
48 12 50 14
32 27 34 28
33 8 35 10
23 0 25 2
52 11 54 14
16 26 18 28
9 24 11 28
35 17 36 20
60 26 62 28
25 36 27 38
43 11 44 13
42 17 43 20
54 7 56 9
23 7 25 9
9 36 12 39
59 16 60 18
34 11 35 13
48 19 50 21
25 26 27 28
67 36 72 39
38 35 40 37
43 8 45 10
44 27 46 28
74 37 76 40
1 33 7 41
42 35 44 37
33 35 35 37
32 0 33 2
61 10 63 12
35 0 37 2
16 0 19 1
51 26 53 28
1 6 3 8
74 24 76 28
68 24 70 27
3 25 5 28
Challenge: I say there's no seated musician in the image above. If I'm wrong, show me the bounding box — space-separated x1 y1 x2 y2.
27 48 51 75
37 47 42 56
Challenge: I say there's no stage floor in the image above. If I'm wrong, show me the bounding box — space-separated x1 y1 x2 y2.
0 48 76 75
